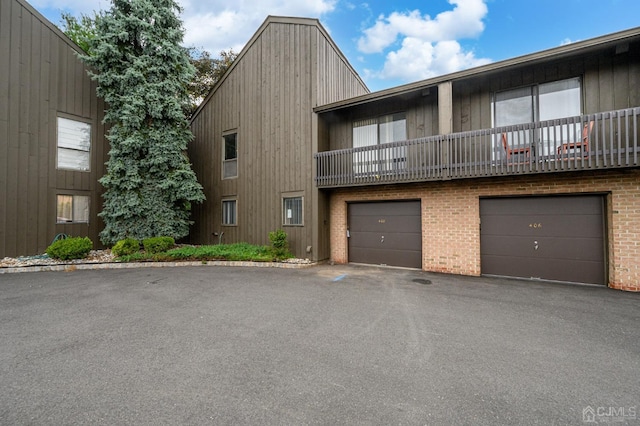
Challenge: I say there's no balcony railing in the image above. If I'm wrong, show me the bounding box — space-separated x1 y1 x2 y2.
315 107 640 188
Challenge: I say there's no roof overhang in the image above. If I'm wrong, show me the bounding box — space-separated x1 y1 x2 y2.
314 26 640 114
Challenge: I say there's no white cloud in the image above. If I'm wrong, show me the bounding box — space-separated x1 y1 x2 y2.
33 0 337 55
380 38 491 81
180 0 336 54
357 0 490 83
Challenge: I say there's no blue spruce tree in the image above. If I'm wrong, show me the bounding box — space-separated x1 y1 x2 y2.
82 0 205 244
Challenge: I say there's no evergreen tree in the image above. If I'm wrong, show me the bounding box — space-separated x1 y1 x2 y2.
59 11 235 117
82 0 205 244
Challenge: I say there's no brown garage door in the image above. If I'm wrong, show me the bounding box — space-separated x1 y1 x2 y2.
348 201 421 268
480 196 606 285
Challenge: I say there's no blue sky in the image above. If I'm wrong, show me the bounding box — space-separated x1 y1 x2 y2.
32 0 640 92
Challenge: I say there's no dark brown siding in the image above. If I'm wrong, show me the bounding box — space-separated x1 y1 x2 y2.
189 17 368 260
480 195 606 285
348 201 422 268
325 94 439 152
0 0 107 257
452 41 640 132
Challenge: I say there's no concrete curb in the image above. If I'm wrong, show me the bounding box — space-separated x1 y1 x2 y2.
0 260 317 274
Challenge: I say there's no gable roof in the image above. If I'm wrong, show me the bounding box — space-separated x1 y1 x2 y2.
12 0 86 55
190 15 367 121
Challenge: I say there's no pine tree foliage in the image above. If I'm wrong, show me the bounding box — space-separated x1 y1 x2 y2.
82 0 205 244
58 11 235 117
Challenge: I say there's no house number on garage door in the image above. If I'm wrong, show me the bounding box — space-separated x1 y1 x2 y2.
529 223 543 228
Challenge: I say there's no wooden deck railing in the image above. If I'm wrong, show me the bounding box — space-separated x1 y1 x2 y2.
315 107 640 188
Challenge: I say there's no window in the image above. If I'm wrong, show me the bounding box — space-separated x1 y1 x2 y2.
222 199 237 225
493 77 581 127
283 196 303 226
57 117 91 171
493 77 582 155
57 195 89 223
353 113 406 174
223 132 237 179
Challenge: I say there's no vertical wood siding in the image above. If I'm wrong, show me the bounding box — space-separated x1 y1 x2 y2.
452 42 640 132
325 95 439 152
189 18 368 260
322 41 639 159
0 0 107 257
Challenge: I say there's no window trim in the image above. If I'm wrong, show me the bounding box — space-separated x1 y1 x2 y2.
222 131 238 180
56 194 90 224
282 194 304 227
491 77 583 127
352 112 407 174
221 198 237 226
56 114 92 172
352 112 407 148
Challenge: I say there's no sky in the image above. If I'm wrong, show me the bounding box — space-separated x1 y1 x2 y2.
31 0 640 92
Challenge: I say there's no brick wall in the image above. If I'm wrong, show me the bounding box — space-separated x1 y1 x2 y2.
329 170 640 291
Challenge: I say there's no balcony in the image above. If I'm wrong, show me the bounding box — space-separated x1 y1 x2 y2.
315 107 640 188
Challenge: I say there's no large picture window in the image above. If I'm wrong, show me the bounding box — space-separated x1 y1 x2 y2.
222 199 237 226
56 194 89 223
493 77 582 155
223 132 237 179
353 113 407 174
57 117 91 171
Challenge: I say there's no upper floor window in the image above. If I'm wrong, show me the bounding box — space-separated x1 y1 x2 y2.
223 132 237 179
57 117 91 171
493 77 582 154
352 113 407 174
353 112 407 147
493 77 581 127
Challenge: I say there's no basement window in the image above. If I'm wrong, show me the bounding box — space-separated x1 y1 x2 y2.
56 194 89 223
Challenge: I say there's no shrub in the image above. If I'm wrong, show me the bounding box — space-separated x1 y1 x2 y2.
46 236 92 260
269 229 292 260
111 238 140 257
143 236 175 254
167 243 273 262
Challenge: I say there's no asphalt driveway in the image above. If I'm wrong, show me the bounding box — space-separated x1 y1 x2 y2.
1 264 639 425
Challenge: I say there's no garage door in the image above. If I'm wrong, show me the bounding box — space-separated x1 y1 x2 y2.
480 196 606 285
348 201 421 268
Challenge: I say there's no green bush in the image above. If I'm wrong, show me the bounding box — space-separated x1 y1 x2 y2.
167 243 273 262
269 229 292 260
111 238 140 257
46 236 92 260
143 236 175 254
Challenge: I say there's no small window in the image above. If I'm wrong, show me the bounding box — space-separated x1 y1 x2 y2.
222 199 237 226
283 197 303 226
223 133 237 179
57 117 91 171
57 195 89 223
